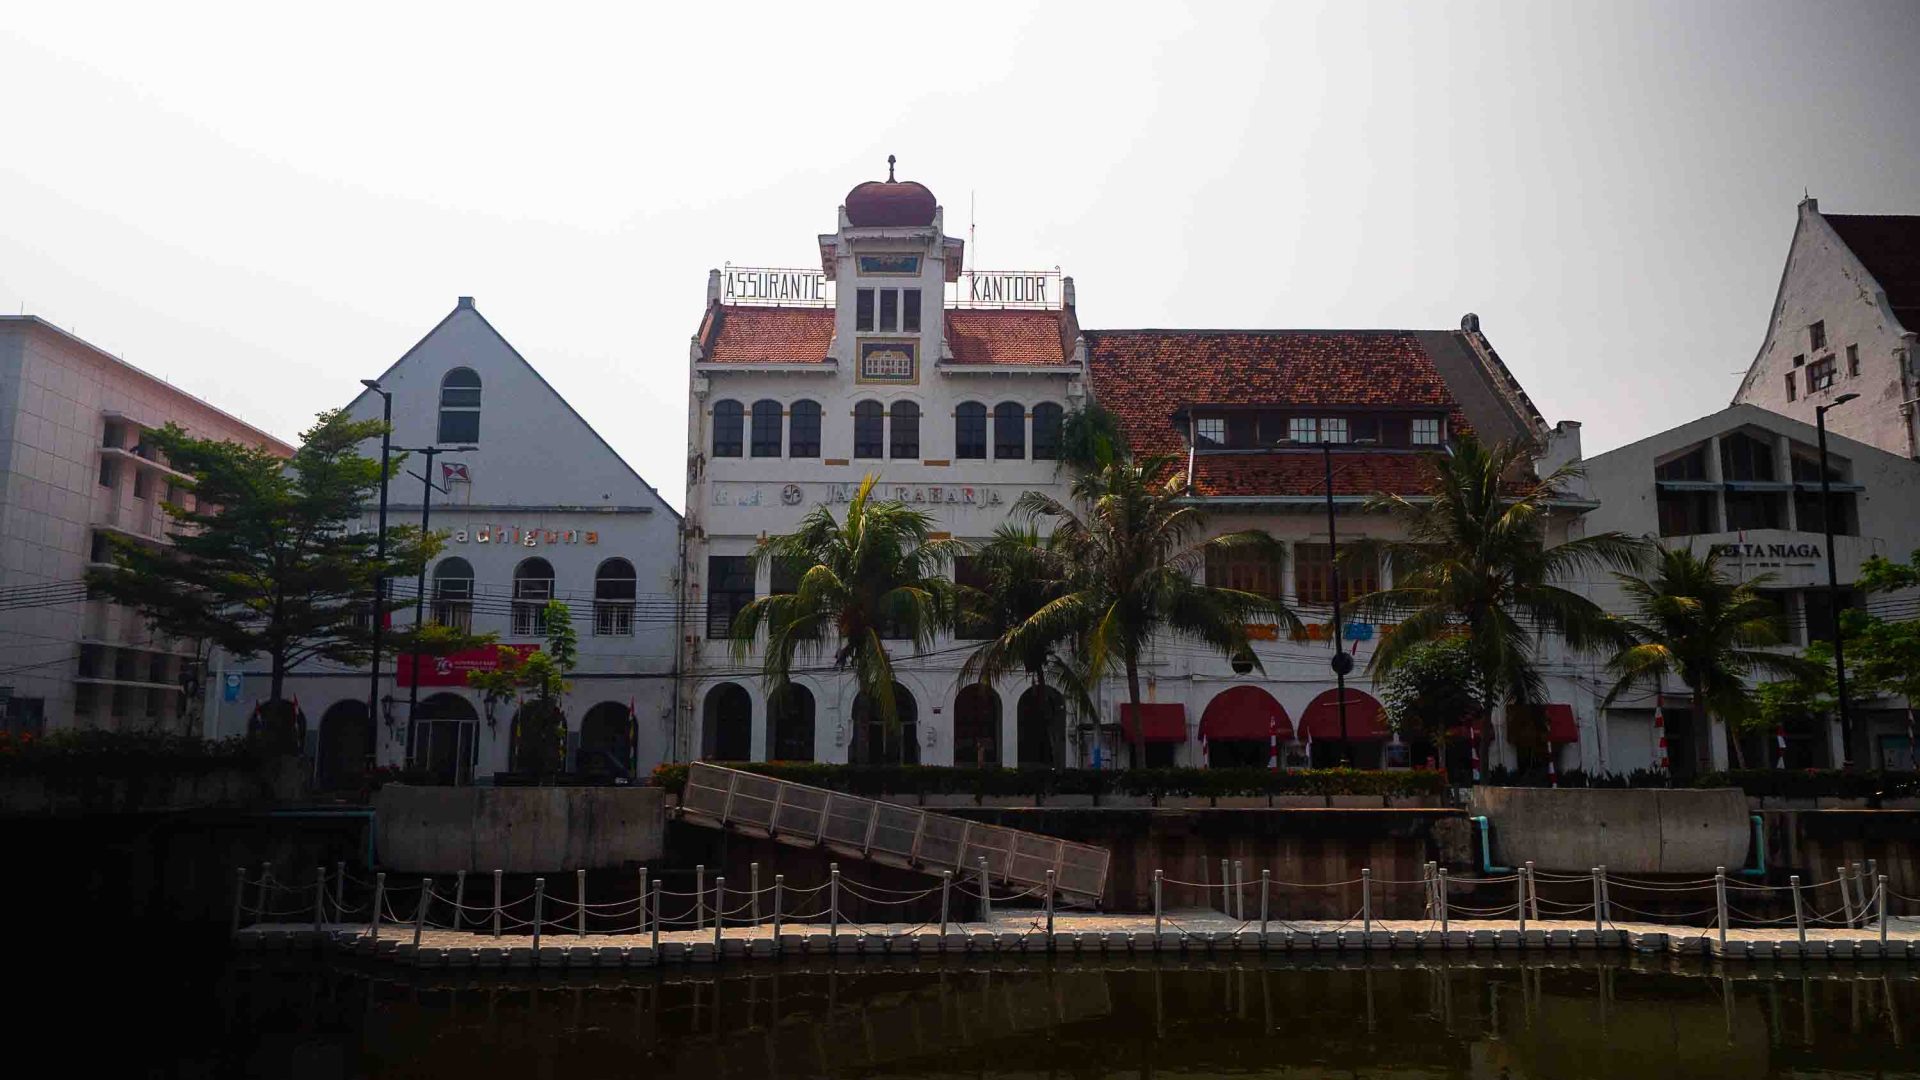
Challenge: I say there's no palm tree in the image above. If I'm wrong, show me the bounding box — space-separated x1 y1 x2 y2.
732 474 959 764
1011 453 1301 767
1354 434 1649 753
1600 546 1817 769
956 523 1096 767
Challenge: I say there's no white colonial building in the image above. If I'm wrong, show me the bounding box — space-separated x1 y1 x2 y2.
1732 199 1920 460
682 168 1600 776
0 316 292 735
1573 403 1920 774
682 168 1086 767
206 299 681 787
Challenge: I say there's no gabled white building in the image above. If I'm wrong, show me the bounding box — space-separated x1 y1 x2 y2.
1733 199 1920 459
207 299 681 787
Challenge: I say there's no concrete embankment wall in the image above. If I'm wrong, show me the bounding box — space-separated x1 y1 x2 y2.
1762 809 1920 918
1467 787 1753 874
374 785 665 874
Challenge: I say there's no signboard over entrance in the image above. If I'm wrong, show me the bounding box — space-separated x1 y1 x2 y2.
718 266 1065 310
398 644 540 688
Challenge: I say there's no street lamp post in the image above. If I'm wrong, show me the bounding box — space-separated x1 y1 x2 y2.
360 380 394 743
1814 392 1858 769
1323 442 1354 767
392 444 474 761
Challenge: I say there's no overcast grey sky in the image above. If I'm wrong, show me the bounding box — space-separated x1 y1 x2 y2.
4 1 1916 510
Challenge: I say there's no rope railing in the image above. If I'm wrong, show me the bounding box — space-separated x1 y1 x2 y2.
228 860 1911 950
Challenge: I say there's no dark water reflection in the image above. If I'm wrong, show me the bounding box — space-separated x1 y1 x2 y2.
193 955 1916 1078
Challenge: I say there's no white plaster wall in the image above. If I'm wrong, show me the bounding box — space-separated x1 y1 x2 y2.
1733 202 1919 459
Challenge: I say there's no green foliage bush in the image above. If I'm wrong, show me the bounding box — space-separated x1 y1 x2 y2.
648 761 1446 800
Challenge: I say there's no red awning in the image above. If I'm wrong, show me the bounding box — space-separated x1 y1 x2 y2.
1200 685 1292 742
1119 703 1188 743
1544 703 1579 744
1299 688 1389 739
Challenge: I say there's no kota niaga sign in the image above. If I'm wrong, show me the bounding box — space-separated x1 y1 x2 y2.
710 481 1031 509
1709 541 1822 566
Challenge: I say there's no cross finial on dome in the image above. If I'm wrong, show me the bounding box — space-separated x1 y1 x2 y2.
887 154 896 182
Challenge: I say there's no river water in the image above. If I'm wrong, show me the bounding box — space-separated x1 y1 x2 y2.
153 954 1919 1077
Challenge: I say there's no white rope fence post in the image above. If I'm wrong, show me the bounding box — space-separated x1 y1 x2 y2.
1791 874 1806 946
829 864 841 946
1424 862 1436 918
696 865 707 931
1362 868 1372 934
334 861 345 919
452 870 466 933
492 870 503 938
256 863 270 924
1153 869 1164 934
1045 870 1056 941
1599 865 1610 925
750 863 761 927
1714 867 1728 948
1854 862 1868 924
231 867 246 935
1518 867 1529 934
313 866 326 931
1879 875 1889 946
939 871 951 935
1524 861 1539 922
1219 859 1229 915
1260 869 1271 937
637 868 649 935
575 870 587 937
372 873 386 941
413 878 433 950
774 873 785 941
1591 868 1604 933
978 858 992 923
1838 866 1855 928
649 880 661 951
713 876 725 949
1438 868 1450 932
1234 860 1245 921
531 878 545 953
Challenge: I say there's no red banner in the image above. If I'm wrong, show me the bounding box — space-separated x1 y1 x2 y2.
396 644 539 687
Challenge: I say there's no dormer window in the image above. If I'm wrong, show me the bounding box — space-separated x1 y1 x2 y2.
1411 418 1441 445
855 288 922 333
1288 417 1317 444
1195 416 1226 447
1321 417 1349 444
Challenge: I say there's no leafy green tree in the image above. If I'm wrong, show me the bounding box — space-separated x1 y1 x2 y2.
468 599 577 774
1379 636 1489 779
956 523 1097 767
1600 546 1817 768
88 410 436 736
1058 402 1129 471
1355 433 1648 745
1858 548 1920 592
1011 453 1300 767
733 474 960 764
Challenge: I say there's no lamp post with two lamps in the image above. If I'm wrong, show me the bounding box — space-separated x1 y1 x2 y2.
1814 391 1858 768
390 442 476 759
359 379 394 742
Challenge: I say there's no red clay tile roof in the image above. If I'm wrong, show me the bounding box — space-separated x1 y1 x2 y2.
1190 451 1441 498
699 304 1069 367
1825 214 1920 329
943 309 1069 366
1087 330 1485 497
700 306 835 364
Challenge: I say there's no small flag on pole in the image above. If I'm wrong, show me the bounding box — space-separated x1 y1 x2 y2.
1547 752 1558 788
1653 694 1670 772
1303 725 1314 769
1469 725 1481 783
1775 725 1787 770
1268 715 1281 773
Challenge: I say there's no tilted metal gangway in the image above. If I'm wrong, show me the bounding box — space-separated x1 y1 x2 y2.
678 762 1111 901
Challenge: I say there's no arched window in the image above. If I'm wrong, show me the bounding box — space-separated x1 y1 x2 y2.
750 399 783 458
955 402 987 460
410 693 479 785
953 685 1001 767
512 557 556 637
1016 685 1067 768
850 683 918 765
890 401 920 459
315 699 372 791
711 400 743 458
769 684 816 762
853 401 884 459
1032 402 1064 461
431 557 475 633
789 400 822 458
703 683 753 761
593 558 636 637
438 368 483 444
578 701 637 778
994 402 1025 459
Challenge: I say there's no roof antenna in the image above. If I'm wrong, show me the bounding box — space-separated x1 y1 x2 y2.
969 190 977 275
887 154 896 182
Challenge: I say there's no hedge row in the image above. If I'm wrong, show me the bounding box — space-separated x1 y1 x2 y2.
650 762 1448 799
0 729 279 778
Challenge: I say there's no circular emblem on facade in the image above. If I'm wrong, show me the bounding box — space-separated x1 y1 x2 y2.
781 483 803 506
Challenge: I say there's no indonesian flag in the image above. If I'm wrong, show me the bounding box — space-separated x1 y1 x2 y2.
1775 725 1788 770
1654 695 1670 771
1547 752 1558 788
1470 726 1481 783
